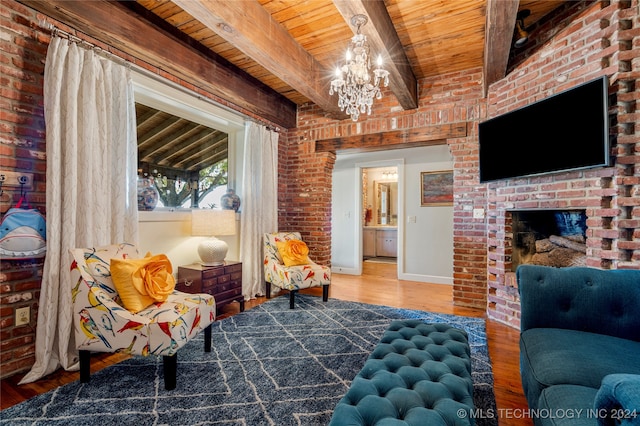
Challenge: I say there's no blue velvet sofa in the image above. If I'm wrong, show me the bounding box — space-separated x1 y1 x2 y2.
517 265 640 426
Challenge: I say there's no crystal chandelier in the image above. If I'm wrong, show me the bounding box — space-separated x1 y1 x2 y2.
329 14 389 121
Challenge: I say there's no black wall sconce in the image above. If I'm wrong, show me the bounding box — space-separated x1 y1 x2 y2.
514 9 531 48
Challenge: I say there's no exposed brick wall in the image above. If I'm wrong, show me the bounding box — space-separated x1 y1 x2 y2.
276 128 335 265
0 0 284 379
0 1 48 379
292 69 488 309
485 0 640 328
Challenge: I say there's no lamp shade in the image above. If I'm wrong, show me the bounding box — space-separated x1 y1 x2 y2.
191 209 236 266
191 209 236 237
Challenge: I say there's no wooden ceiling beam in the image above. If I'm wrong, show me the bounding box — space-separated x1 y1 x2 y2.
136 108 162 128
483 0 520 95
333 0 418 111
20 0 297 128
184 149 229 171
169 133 228 168
170 128 223 158
137 116 184 151
172 0 347 119
151 128 216 165
139 123 203 160
315 123 467 153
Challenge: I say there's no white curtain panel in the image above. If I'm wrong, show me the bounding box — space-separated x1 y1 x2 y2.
239 122 278 300
19 37 138 384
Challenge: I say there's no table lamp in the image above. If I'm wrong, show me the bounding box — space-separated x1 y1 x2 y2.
191 209 236 266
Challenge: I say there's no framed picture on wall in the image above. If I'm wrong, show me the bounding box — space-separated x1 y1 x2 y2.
420 171 453 206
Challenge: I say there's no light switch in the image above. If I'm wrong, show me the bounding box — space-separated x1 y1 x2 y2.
407 215 416 223
473 208 485 219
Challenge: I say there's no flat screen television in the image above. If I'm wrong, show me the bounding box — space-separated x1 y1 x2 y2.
479 76 611 183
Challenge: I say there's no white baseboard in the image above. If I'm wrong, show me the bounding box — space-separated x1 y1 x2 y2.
332 266 452 285
398 272 452 285
331 266 360 275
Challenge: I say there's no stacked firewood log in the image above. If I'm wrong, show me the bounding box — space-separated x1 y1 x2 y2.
530 235 587 267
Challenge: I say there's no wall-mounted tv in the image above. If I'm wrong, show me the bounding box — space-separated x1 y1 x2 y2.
479 76 611 183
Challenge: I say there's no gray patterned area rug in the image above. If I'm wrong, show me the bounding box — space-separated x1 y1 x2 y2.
1 295 497 426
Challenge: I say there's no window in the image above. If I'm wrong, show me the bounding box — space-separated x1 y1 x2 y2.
132 71 245 210
136 102 228 208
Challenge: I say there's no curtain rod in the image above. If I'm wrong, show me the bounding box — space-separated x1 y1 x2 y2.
42 21 126 66
39 19 282 133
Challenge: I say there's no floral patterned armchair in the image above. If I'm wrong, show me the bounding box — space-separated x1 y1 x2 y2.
69 243 216 390
263 232 330 309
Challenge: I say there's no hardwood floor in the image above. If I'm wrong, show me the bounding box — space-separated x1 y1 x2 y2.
1 263 531 425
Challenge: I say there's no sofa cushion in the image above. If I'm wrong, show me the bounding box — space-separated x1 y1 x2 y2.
520 328 640 409
517 266 640 341
537 385 599 426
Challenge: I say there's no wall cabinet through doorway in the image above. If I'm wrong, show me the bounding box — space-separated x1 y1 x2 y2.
363 227 397 258
363 228 376 257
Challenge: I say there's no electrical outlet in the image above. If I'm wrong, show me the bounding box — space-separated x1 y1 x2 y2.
473 208 485 219
15 306 30 326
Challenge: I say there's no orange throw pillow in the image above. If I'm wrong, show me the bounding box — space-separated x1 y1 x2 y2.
110 252 176 313
276 239 311 267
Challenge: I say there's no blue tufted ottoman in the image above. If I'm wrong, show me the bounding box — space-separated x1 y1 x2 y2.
329 320 475 425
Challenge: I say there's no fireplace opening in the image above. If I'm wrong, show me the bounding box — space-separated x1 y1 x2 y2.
511 209 587 271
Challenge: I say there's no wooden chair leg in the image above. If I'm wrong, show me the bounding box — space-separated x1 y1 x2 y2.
322 285 329 302
289 290 297 309
266 281 271 299
79 350 90 383
163 354 177 390
204 324 212 353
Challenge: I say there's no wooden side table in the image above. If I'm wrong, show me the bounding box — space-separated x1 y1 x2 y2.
177 261 244 313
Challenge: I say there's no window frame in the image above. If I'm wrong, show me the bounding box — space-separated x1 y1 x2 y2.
131 70 246 219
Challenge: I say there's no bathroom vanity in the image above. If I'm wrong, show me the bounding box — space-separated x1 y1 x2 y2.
363 226 397 258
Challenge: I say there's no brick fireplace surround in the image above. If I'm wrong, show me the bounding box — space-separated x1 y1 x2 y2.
482 1 640 328
1 0 638 378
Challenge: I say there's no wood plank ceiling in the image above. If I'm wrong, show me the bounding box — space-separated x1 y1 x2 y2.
129 0 564 173
134 0 566 108
135 104 228 179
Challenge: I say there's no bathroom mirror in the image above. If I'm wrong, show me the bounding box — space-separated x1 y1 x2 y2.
376 181 398 225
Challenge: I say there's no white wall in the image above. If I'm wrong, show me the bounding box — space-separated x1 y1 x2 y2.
138 211 240 273
331 145 454 284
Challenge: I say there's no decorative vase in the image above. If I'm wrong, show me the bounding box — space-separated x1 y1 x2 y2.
137 177 159 211
220 188 241 212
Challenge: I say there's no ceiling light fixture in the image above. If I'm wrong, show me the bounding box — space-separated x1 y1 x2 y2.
329 14 389 122
514 9 531 48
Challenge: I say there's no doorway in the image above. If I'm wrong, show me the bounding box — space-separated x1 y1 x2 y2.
362 166 398 268
331 145 452 283
330 152 406 278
